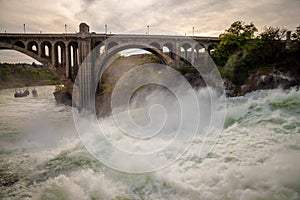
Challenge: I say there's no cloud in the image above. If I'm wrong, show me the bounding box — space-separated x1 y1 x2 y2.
0 0 299 62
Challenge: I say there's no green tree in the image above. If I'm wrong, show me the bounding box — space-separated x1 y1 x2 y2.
213 21 258 67
258 26 287 64
259 26 287 40
291 25 300 41
221 21 257 38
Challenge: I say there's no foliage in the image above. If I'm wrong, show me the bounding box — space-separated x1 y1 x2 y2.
55 85 66 92
213 21 258 67
291 26 300 40
177 66 198 75
257 26 287 65
259 26 287 40
0 63 61 89
212 21 299 86
220 21 257 38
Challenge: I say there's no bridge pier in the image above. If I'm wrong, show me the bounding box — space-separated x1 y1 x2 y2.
51 44 55 67
65 45 70 79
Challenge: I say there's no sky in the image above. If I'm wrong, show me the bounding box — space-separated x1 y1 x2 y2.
0 0 299 63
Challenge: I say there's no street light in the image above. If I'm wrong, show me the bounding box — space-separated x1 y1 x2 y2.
23 24 26 33
105 24 107 34
65 24 67 33
147 25 149 35
192 27 195 36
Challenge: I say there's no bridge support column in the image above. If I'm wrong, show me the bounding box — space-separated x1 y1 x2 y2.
65 45 70 79
78 60 94 111
51 44 56 67
78 36 93 110
38 42 42 58
191 47 195 65
74 47 78 78
78 39 91 64
174 42 181 68
184 49 187 60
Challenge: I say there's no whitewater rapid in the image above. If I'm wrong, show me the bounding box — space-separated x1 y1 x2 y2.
0 86 299 200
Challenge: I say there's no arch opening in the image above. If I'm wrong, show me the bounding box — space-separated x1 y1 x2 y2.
162 43 173 59
27 41 39 55
149 42 161 50
208 44 217 55
41 41 52 58
54 42 66 68
14 41 25 48
68 41 78 79
93 41 105 57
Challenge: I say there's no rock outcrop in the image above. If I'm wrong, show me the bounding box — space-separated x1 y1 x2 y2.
239 69 298 95
53 90 72 106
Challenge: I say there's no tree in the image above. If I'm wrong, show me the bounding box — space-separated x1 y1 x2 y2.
220 21 257 39
291 26 300 41
259 26 287 40
213 21 258 67
258 26 287 64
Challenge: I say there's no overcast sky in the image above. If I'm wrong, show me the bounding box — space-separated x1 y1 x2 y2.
0 0 299 63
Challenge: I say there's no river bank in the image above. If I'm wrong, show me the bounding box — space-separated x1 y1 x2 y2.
0 63 61 90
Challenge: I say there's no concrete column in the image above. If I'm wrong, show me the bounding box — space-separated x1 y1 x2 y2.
174 42 181 68
78 38 91 64
191 47 195 65
65 44 70 79
204 49 208 67
78 37 93 110
74 46 78 77
51 43 56 66
38 42 42 57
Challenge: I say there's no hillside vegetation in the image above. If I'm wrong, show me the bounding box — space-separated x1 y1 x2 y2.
0 63 61 90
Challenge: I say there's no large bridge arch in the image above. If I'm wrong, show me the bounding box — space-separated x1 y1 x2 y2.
0 41 62 77
93 43 173 79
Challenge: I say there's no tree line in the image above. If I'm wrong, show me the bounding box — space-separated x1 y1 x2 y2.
211 21 300 85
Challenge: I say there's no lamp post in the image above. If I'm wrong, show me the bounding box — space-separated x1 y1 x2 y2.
105 24 107 34
65 24 67 33
192 27 194 36
23 24 26 33
147 25 149 35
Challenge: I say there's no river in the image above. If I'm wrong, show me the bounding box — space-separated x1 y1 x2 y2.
0 85 299 200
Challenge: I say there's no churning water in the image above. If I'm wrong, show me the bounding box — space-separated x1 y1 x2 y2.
0 86 299 200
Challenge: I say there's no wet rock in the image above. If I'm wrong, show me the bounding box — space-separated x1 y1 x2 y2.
184 73 206 88
53 90 72 106
223 78 235 97
240 69 297 95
